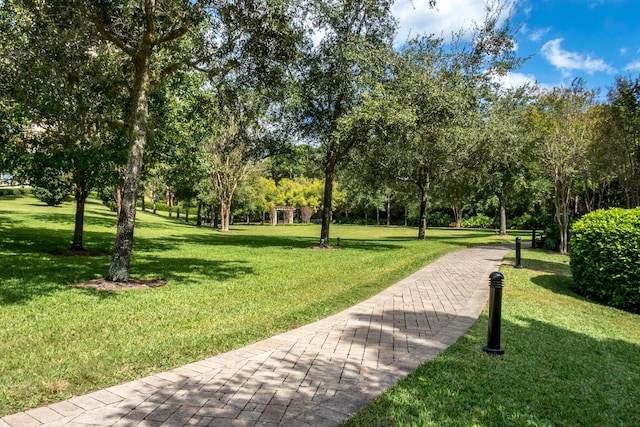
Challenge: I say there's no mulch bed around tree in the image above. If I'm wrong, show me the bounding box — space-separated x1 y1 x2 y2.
48 249 166 290
69 278 167 291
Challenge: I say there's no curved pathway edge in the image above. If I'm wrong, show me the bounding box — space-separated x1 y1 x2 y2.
1 243 516 427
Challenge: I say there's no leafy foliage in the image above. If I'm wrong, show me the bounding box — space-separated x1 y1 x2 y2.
570 207 640 313
460 213 495 229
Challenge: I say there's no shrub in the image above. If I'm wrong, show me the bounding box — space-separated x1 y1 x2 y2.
461 213 495 229
33 186 71 206
570 207 640 313
98 187 118 212
427 211 454 227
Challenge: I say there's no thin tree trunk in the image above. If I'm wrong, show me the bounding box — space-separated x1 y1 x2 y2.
196 202 203 227
385 195 391 227
141 193 146 212
404 205 408 227
152 189 157 214
167 191 173 217
417 175 430 240
418 188 428 240
499 193 507 236
115 187 122 219
184 201 189 223
452 205 462 228
71 184 89 251
554 180 571 255
108 46 151 282
319 162 335 247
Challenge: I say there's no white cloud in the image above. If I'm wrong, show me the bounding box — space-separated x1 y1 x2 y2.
492 72 537 89
620 47 628 55
541 38 615 75
392 0 513 46
528 27 550 42
624 60 640 72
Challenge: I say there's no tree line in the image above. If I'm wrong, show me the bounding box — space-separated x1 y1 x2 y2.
1 0 639 284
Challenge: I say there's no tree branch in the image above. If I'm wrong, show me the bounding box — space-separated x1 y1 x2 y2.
74 4 135 57
156 25 191 45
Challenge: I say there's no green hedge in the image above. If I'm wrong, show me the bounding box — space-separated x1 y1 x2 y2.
0 188 32 197
461 213 495 229
570 207 640 313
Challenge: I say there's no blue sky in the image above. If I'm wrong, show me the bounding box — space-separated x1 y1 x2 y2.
393 0 640 97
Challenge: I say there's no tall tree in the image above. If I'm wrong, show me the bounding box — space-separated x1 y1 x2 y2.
528 80 596 254
15 0 302 281
292 0 398 247
480 86 535 235
0 1 128 251
345 1 519 240
604 75 640 208
203 111 257 232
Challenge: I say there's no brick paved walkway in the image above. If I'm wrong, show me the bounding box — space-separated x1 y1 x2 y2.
1 243 515 427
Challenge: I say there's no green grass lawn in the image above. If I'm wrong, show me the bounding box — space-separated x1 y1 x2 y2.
344 249 640 426
0 195 520 416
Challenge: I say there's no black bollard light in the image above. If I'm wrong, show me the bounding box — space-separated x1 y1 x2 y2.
531 228 537 249
515 237 523 269
483 271 505 355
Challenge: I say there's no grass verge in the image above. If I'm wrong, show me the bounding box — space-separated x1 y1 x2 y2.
344 249 640 426
0 195 522 416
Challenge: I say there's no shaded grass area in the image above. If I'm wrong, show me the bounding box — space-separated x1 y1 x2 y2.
344 249 640 426
0 195 523 416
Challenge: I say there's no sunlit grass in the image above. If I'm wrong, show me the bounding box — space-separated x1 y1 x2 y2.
0 195 524 416
344 249 640 426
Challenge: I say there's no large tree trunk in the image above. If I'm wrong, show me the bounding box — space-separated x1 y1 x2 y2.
71 184 89 251
108 47 151 282
319 162 335 247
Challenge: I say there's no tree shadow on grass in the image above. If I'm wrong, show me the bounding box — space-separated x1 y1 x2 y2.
530 273 580 298
55 295 640 426
0 253 256 305
1 225 114 255
518 254 571 276
154 232 403 252
345 314 640 427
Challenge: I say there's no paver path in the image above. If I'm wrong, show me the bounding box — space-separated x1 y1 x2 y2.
1 243 516 427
